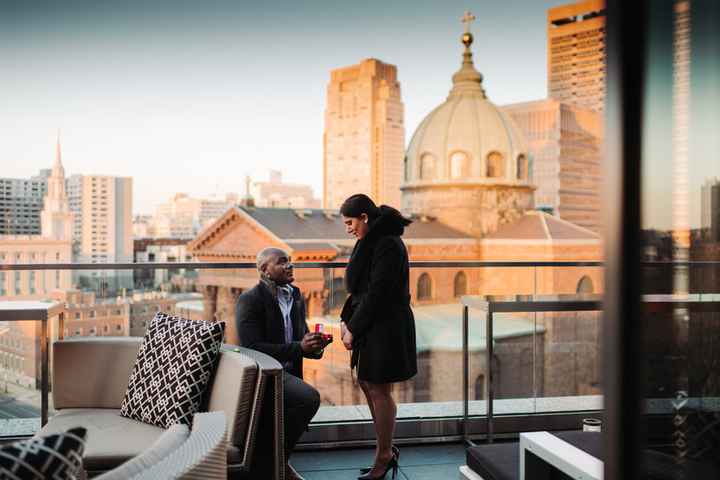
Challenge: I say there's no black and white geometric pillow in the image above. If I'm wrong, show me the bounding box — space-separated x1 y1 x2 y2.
0 427 86 479
120 312 225 428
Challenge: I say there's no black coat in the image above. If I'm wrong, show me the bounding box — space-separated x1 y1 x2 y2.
341 206 418 384
236 282 320 379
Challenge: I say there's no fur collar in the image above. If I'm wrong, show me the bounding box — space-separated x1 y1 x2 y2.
345 206 411 293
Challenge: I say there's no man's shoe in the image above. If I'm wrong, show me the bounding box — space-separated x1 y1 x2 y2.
287 463 306 480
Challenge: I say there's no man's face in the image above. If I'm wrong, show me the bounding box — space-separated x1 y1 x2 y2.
263 252 294 285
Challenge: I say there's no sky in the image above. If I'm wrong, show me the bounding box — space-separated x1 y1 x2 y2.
0 0 562 214
2 1 717 227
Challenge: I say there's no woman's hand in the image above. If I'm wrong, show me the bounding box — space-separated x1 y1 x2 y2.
341 324 353 351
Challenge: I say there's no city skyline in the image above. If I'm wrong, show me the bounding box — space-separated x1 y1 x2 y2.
0 0 560 214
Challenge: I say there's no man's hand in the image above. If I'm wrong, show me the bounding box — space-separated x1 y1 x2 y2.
342 326 353 351
300 332 324 354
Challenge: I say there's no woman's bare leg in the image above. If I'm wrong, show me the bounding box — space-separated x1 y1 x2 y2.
364 382 396 476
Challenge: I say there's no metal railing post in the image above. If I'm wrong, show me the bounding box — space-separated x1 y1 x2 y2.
486 309 494 443
462 304 469 444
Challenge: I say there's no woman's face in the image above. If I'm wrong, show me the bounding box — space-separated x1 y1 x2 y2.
342 213 370 239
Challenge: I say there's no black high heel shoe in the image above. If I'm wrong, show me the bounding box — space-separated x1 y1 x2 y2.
357 449 399 480
359 445 400 475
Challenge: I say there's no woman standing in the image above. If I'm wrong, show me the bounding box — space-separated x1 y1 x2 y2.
339 194 417 480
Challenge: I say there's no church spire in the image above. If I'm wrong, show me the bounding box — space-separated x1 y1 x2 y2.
41 129 73 240
53 130 66 178
449 11 486 99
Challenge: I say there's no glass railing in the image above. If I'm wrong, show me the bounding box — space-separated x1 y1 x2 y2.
0 259 641 443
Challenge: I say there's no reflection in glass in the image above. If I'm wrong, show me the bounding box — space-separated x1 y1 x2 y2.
641 0 720 475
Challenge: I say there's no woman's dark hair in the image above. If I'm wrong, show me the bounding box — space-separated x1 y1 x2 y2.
340 194 381 220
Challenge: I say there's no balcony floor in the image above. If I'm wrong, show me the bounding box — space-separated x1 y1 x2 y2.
292 443 466 479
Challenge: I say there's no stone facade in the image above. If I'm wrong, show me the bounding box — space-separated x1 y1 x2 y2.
501 99 604 232
402 184 535 238
187 204 603 407
323 59 404 209
547 0 606 112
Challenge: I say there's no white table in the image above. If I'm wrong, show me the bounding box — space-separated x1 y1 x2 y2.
520 431 603 480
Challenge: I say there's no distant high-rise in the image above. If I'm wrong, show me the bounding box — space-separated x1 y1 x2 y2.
323 59 405 209
502 99 604 232
0 171 49 235
701 178 720 241
67 174 133 264
547 0 606 112
152 193 236 239
250 170 320 209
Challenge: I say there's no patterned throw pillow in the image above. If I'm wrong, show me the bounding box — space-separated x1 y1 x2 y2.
0 427 86 479
120 312 225 428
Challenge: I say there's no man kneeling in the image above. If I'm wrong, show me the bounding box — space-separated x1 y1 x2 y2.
236 247 329 480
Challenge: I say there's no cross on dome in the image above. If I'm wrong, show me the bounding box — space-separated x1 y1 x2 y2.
461 10 476 34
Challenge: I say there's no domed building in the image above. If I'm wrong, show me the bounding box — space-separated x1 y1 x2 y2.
402 25 535 238
189 15 604 407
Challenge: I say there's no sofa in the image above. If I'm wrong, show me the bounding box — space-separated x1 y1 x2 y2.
95 411 228 480
39 337 285 479
459 431 602 480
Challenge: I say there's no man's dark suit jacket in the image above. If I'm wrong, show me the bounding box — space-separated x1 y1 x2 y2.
236 281 320 379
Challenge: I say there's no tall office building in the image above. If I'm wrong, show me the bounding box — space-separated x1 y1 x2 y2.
323 58 405 209
502 99 603 232
547 0 606 112
67 174 133 264
701 178 720 241
0 171 49 235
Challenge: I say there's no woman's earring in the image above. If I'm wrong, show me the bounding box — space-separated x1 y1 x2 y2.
364 219 368 224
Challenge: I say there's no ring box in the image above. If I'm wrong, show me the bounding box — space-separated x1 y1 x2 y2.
314 323 333 343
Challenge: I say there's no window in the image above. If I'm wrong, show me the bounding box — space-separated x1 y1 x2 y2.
576 275 594 294
450 151 470 179
0 272 5 296
475 374 485 400
417 273 432 301
419 153 436 180
14 272 20 294
486 151 504 178
75 312 81 320
454 271 468 297
516 154 529 180
28 271 35 294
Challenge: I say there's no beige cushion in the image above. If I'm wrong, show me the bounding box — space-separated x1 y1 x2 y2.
94 424 189 479
38 409 165 471
207 349 258 447
53 338 142 409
